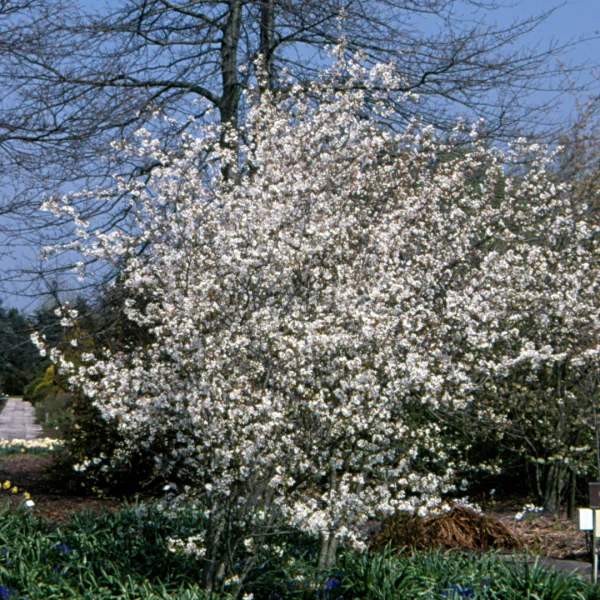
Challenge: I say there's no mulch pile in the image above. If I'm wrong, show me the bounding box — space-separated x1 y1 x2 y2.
372 503 590 561
373 505 522 552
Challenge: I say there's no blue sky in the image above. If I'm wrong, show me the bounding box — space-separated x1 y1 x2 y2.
498 0 600 115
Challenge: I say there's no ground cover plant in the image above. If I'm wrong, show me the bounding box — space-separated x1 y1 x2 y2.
0 499 597 599
0 502 209 599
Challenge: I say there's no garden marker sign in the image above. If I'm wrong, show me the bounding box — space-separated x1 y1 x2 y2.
578 508 595 531
578 483 600 583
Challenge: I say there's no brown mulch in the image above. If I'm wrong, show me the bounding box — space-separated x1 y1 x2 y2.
0 453 122 524
495 512 589 561
373 505 522 552
371 503 589 561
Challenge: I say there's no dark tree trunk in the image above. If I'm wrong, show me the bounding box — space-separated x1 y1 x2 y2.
567 468 576 520
542 463 559 515
541 463 569 516
220 0 243 181
259 0 276 91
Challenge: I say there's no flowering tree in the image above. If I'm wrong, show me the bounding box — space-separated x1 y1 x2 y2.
39 59 600 592
451 95 600 515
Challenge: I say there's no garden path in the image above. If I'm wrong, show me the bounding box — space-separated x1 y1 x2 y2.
0 397 42 440
499 555 592 580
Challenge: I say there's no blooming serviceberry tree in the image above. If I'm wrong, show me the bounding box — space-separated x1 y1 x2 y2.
39 57 600 591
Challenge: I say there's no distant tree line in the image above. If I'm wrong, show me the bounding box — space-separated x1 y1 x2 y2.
0 299 53 395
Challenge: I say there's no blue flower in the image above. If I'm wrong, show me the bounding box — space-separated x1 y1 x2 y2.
324 577 341 590
55 543 71 555
441 584 474 598
0 585 15 599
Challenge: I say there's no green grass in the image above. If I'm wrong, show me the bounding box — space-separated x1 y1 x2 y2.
0 503 214 599
334 548 597 599
0 502 596 599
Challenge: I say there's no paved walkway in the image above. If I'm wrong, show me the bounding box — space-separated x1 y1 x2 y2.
0 397 42 440
539 557 592 579
513 555 591 579
497 554 592 581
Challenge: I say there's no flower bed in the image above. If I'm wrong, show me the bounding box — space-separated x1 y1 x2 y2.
0 438 63 456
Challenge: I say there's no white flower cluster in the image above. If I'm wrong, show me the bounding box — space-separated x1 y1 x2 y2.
40 55 600 581
428 500 483 517
72 453 106 473
515 504 544 521
167 533 206 557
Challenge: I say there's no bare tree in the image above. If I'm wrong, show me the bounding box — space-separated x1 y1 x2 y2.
0 0 590 297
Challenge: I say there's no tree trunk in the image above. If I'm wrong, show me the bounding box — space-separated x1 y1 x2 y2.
219 0 243 181
535 464 543 501
567 469 576 520
541 463 569 516
317 462 340 569
203 514 225 591
318 533 339 570
259 0 276 91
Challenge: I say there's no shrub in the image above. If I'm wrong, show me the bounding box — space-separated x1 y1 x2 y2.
57 392 159 495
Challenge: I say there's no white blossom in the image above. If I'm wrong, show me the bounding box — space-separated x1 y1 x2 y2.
41 55 600 583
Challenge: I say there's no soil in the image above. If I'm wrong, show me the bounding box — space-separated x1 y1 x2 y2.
0 453 122 524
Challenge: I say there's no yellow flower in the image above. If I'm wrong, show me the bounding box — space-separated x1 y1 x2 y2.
11 487 17 494
3 480 10 489
24 492 31 500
